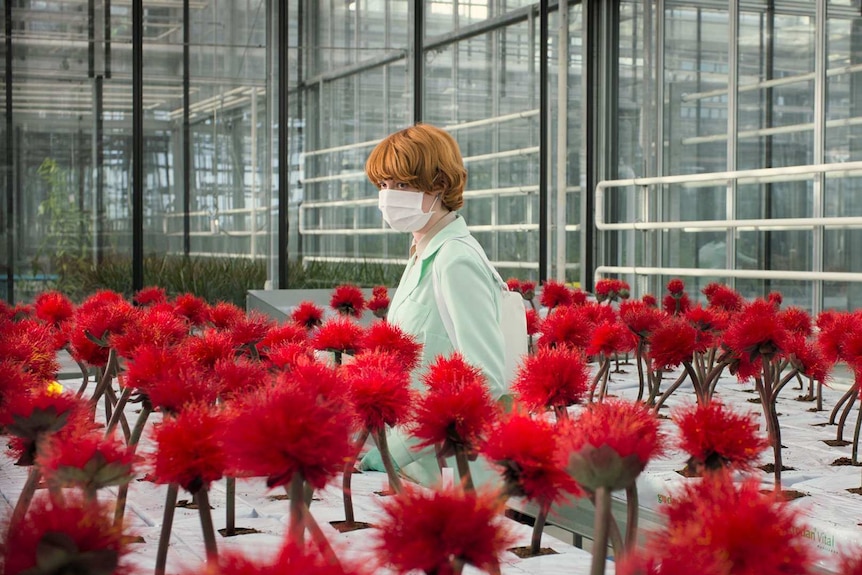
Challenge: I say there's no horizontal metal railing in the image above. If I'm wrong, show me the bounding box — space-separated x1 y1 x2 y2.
594 161 862 293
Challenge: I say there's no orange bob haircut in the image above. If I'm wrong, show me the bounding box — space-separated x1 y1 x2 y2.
365 123 468 211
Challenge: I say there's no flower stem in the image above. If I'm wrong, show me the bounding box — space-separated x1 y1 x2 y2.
224 477 236 536
90 348 117 409
154 483 179 575
195 489 218 562
343 429 369 525
373 430 402 494
625 484 639 550
590 486 612 575
104 386 132 437
114 405 153 527
530 502 550 555
453 444 474 492
634 342 646 402
10 466 41 528
303 505 342 567
289 474 305 544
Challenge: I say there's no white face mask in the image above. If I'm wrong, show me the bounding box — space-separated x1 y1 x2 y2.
378 189 440 232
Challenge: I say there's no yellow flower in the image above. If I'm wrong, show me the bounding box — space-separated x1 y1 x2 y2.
46 381 64 396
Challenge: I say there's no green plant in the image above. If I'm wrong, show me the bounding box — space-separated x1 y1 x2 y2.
32 158 91 277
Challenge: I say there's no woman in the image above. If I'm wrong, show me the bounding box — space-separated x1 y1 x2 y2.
359 123 507 485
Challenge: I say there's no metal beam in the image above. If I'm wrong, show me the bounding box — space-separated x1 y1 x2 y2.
539 0 549 282
277 0 289 288
132 0 143 291
183 0 191 258
5 0 14 303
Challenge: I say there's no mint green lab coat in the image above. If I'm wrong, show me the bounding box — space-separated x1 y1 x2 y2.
363 215 507 487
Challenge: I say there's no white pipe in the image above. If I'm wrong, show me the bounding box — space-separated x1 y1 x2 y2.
555 0 569 282
682 115 862 146
595 265 862 283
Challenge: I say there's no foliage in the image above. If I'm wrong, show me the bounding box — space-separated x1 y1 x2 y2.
40 255 400 308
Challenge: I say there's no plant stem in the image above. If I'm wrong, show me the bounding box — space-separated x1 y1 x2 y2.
590 486 612 575
530 502 550 555
225 477 236 536
853 401 862 465
830 384 857 425
373 430 402 494
342 429 369 524
114 405 153 527
625 484 639 550
105 386 132 436
635 342 646 402
195 489 218 562
289 474 305 545
90 348 117 408
653 371 689 413
453 444 475 492
10 466 41 528
303 505 342 567
154 483 179 575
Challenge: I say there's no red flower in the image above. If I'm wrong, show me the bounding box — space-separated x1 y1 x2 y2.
223 381 352 488
344 351 415 432
519 280 537 300
580 301 618 327
640 473 814 575
173 293 211 326
539 280 573 310
525 308 542 336
3 493 134 575
506 278 521 293
367 285 391 319
213 357 272 400
33 290 74 326
151 402 226 493
779 306 812 337
662 291 692 316
266 342 315 370
413 353 499 453
672 402 768 473
587 320 636 357
767 291 783 308
594 278 630 302
482 409 583 504
311 316 365 356
375 484 513 575
0 318 62 381
207 301 246 329
536 304 592 350
642 294 657 307
3 389 90 466
123 344 220 413
684 304 728 351
111 306 189 359
666 279 685 295
816 311 856 364
0 360 39 421
38 429 135 491
784 335 831 382
649 317 698 370
723 299 789 362
69 292 134 367
620 300 666 339
134 286 168 306
512 347 589 413
258 322 308 352
558 399 664 491
330 284 366 318
703 282 745 312
227 310 274 350
291 301 324 330
280 357 346 399
181 328 239 371
361 321 422 372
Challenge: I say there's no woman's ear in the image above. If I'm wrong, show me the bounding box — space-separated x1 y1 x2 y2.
432 171 451 193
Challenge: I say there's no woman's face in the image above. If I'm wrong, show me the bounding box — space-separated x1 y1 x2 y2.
378 179 438 213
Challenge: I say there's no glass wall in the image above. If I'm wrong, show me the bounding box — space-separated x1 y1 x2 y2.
2 0 269 302
295 1 584 284
599 0 862 312
3 0 862 311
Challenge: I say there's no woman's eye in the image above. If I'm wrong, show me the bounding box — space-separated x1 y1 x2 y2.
397 182 409 189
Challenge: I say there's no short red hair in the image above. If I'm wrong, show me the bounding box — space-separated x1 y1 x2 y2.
365 123 467 211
